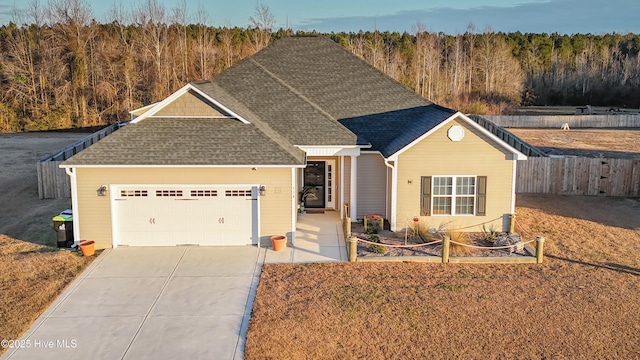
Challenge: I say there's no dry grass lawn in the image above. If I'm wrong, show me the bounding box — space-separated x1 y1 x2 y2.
509 128 640 159
0 235 94 356
245 195 640 359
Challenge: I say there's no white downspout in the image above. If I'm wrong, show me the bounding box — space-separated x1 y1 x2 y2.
291 168 296 245
340 157 345 219
350 155 358 220
64 167 81 245
384 159 397 232
511 158 517 214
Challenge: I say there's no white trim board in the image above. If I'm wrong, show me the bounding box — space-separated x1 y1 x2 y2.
388 112 527 161
130 83 251 124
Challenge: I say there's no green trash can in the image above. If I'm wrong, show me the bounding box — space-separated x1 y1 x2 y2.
53 209 74 248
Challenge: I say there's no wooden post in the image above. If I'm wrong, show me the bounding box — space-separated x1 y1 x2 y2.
509 214 516 234
345 217 351 237
348 237 357 262
442 235 450 263
536 236 545 263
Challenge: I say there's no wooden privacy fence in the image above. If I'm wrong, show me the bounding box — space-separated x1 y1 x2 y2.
483 114 640 128
469 115 547 157
516 157 640 196
37 123 125 199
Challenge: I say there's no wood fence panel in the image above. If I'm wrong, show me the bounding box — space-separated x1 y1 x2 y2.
37 123 124 199
484 114 640 128
517 157 640 197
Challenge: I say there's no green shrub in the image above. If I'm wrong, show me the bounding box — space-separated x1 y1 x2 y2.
365 218 381 234
368 234 386 254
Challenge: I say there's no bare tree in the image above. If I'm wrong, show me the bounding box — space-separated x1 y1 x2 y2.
193 4 216 79
135 0 169 101
46 0 95 126
248 1 275 52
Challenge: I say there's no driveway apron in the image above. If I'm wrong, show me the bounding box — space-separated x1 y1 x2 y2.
1 246 262 360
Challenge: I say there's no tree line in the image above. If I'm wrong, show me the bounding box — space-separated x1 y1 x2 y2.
1 0 639 132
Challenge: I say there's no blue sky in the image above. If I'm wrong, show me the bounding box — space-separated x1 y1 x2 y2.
1 0 639 34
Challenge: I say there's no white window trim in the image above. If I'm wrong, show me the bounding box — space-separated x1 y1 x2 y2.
431 175 477 216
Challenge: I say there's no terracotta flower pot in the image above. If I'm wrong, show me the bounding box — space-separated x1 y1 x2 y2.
270 235 286 251
79 240 95 256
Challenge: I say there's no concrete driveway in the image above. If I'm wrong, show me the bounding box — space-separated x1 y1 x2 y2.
1 246 261 360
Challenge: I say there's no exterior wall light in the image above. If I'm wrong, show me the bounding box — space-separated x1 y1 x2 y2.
97 185 107 196
259 185 266 196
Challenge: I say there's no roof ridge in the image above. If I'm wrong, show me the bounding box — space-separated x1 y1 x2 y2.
194 80 305 164
248 58 338 122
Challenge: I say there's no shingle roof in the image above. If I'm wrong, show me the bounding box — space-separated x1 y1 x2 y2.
63 36 459 167
339 105 457 157
62 118 305 166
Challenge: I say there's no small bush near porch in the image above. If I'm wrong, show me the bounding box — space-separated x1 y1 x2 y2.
245 194 640 359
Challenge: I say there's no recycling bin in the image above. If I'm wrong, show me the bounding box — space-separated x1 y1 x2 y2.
53 209 74 248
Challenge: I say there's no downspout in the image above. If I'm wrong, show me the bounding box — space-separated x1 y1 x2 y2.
65 167 81 245
291 168 296 245
383 159 397 232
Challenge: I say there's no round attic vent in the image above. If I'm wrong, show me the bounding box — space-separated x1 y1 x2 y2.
447 125 465 142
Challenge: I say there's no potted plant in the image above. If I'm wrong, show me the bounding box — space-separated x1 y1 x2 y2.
298 186 317 213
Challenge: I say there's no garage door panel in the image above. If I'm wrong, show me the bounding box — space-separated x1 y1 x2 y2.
113 185 256 247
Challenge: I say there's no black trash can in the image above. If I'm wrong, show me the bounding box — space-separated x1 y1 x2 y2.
52 209 74 248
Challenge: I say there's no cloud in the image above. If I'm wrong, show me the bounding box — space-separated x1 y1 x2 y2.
295 0 640 35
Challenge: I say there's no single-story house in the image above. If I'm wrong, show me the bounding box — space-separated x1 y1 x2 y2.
61 36 526 249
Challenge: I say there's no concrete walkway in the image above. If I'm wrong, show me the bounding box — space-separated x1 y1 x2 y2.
1 246 261 360
263 211 347 263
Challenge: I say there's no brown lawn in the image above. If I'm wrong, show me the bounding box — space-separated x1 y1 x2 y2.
245 194 640 359
0 236 94 355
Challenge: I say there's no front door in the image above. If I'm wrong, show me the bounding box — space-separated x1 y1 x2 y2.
303 160 337 209
303 161 325 208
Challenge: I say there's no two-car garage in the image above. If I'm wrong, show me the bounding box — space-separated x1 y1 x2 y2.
110 185 259 247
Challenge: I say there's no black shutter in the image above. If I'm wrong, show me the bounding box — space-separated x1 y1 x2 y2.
476 176 487 216
420 176 431 216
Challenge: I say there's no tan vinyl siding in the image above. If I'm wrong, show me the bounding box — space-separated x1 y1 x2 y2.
356 153 388 219
154 90 226 117
397 118 515 232
75 167 293 249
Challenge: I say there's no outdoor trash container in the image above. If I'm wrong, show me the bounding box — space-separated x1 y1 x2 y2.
53 209 74 248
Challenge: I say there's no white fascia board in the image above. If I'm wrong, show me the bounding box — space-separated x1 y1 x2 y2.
188 85 251 124
130 83 251 124
297 145 362 157
129 102 158 115
388 112 527 161
59 164 306 169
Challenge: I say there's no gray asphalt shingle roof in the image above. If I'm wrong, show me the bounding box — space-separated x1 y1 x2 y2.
63 36 459 167
339 105 457 157
62 119 305 166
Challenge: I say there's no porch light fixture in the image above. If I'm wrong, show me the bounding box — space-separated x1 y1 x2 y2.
259 185 266 196
96 185 107 196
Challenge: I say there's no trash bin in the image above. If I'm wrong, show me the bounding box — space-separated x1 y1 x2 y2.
53 209 74 248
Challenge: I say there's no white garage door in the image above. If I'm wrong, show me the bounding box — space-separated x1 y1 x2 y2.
111 185 259 246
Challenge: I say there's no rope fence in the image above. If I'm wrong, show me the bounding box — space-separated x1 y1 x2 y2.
450 216 503 231
355 238 442 248
347 213 545 264
448 239 536 250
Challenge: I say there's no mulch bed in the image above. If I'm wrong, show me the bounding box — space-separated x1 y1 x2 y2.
351 222 531 258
